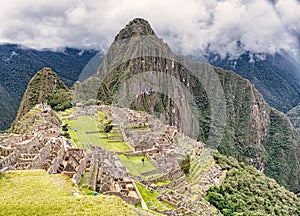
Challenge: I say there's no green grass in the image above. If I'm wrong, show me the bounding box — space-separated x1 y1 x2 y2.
135 182 175 211
0 170 137 216
118 155 157 177
69 116 104 150
154 180 170 187
62 114 131 152
78 172 90 187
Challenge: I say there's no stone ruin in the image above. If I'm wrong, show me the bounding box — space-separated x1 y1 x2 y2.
0 131 89 185
89 145 141 204
0 103 89 186
1 103 226 215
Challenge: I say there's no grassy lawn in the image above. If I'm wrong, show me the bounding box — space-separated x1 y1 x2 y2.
119 155 157 177
70 116 106 150
62 114 131 152
0 170 136 216
104 140 132 152
154 180 170 187
135 182 175 211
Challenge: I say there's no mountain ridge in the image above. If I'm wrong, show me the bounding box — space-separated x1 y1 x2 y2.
207 52 300 113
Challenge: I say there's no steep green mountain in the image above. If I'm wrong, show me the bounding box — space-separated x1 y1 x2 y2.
287 104 300 135
0 44 100 130
0 85 16 131
82 18 300 193
12 67 72 129
207 52 300 113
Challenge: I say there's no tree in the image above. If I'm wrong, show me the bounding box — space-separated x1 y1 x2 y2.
142 158 145 167
179 154 191 175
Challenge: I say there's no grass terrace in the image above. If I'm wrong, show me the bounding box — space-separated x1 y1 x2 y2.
135 182 175 211
154 180 171 187
0 170 136 216
119 155 157 177
60 110 131 152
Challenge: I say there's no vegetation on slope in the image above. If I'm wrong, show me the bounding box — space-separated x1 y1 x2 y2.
264 108 300 194
206 152 300 216
13 67 72 126
0 85 16 131
287 104 300 135
0 170 137 216
207 52 300 113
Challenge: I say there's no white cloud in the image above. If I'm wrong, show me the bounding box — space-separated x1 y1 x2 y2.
0 0 299 58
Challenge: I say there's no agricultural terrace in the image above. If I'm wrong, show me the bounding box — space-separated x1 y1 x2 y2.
119 155 157 177
59 109 131 152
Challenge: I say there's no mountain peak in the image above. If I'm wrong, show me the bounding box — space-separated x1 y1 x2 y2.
114 18 155 42
11 67 72 130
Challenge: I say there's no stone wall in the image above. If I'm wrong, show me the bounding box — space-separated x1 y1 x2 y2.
27 141 52 169
0 150 20 169
140 169 161 177
0 146 14 157
149 173 170 184
72 156 86 185
48 145 65 174
105 191 141 204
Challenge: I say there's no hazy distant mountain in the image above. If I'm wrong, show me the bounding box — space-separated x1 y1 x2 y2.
206 52 300 113
0 44 100 130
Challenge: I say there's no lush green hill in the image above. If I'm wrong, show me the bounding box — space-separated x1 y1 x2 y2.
88 18 300 193
0 85 16 131
0 44 100 130
206 152 300 215
0 170 137 216
12 67 72 128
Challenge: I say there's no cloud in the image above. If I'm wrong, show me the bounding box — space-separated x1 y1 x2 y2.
0 0 299 58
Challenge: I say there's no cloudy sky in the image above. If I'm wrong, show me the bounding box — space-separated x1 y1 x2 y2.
0 0 299 58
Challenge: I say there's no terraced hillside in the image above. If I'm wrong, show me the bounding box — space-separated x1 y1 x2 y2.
1 102 299 215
